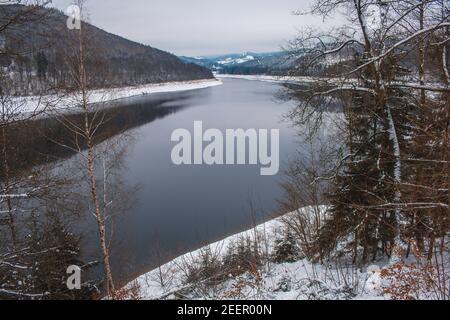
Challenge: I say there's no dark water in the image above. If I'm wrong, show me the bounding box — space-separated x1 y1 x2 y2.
14 78 308 288
71 78 301 285
0 72 347 300
1 77 341 298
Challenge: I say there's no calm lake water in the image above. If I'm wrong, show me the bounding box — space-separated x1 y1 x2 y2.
70 78 305 285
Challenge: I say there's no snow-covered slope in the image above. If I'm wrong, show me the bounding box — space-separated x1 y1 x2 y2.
126 206 387 300
217 55 255 65
180 52 294 74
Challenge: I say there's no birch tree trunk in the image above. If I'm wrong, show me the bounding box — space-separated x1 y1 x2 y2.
75 2 115 296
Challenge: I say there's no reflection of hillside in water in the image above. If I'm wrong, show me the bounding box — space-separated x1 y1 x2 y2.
1 90 209 299
2 90 203 177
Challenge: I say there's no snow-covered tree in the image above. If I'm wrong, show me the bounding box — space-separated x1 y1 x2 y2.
287 0 449 263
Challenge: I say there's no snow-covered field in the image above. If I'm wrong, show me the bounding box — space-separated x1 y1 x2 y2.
13 78 223 115
127 206 388 300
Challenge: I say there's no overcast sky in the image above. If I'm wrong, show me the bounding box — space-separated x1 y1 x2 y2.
50 0 335 56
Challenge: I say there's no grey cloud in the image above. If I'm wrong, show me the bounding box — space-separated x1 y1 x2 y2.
51 0 335 56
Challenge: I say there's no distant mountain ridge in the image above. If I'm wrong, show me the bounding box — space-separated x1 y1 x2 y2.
180 52 296 75
0 4 214 95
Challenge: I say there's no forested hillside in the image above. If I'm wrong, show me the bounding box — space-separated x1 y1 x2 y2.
181 52 296 75
0 4 213 95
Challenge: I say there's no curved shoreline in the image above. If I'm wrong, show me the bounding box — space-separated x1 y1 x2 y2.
14 78 223 115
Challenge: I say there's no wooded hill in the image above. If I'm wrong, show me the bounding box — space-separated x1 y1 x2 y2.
0 4 214 95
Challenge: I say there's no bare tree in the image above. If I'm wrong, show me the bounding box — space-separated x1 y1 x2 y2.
51 0 118 297
0 0 56 264
286 0 449 264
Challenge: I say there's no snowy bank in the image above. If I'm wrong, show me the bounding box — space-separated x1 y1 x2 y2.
216 74 450 94
13 78 223 115
126 206 386 300
216 74 319 84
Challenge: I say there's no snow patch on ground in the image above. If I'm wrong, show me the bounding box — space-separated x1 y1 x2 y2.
12 78 223 116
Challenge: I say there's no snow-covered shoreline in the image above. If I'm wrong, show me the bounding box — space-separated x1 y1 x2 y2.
217 74 450 93
126 206 385 300
14 78 223 115
216 74 319 84
127 211 287 299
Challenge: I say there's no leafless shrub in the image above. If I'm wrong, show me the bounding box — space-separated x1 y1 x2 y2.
380 239 449 300
185 246 225 286
111 280 142 300
289 257 371 300
221 268 264 300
